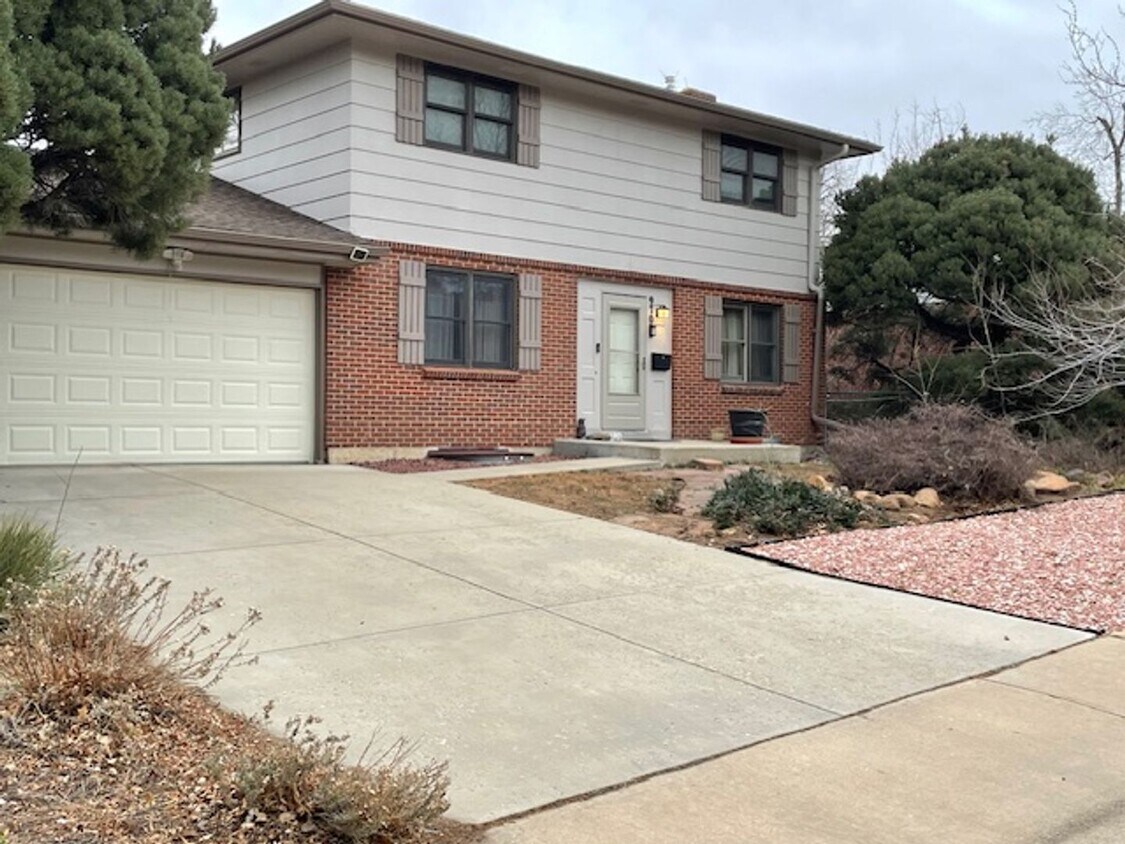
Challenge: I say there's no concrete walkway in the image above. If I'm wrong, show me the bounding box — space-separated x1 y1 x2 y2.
489 634 1125 844
0 464 1090 823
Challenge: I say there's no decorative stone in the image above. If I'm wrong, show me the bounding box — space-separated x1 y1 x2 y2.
889 493 917 509
807 474 832 490
914 487 942 508
853 490 880 504
1024 470 1081 495
877 494 903 511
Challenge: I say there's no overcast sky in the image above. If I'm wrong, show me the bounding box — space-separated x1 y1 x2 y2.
211 0 1123 146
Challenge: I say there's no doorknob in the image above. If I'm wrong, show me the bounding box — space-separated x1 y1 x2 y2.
595 342 600 353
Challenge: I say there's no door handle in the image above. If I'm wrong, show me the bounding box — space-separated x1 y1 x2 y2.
595 342 600 354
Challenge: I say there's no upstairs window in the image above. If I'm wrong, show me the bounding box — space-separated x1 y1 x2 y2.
425 268 515 368
720 137 781 211
217 88 241 158
424 67 515 160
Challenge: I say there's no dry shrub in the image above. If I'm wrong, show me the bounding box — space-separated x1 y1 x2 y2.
233 711 450 844
828 403 1037 502
1037 429 1125 474
0 548 259 715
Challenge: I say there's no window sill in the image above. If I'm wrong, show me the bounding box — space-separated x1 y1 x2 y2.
422 367 520 382
720 382 784 396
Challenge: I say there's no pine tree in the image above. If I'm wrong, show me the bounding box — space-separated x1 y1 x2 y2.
5 0 229 255
0 0 32 232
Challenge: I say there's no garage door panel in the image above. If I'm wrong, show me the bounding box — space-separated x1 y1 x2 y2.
1 265 316 465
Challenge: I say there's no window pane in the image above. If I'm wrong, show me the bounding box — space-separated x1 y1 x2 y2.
607 308 639 395
751 344 777 382
720 172 745 202
472 118 510 156
426 318 464 363
751 177 776 205
721 144 748 172
722 341 745 380
753 151 779 178
474 86 512 119
473 276 512 322
425 108 464 146
474 322 512 367
219 92 240 154
427 75 466 109
426 273 467 318
722 308 745 341
750 307 777 343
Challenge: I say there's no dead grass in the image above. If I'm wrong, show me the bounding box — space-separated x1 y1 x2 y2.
469 471 673 521
0 550 477 844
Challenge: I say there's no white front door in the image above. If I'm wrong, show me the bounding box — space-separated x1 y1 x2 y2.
0 264 317 465
576 280 672 439
601 295 646 432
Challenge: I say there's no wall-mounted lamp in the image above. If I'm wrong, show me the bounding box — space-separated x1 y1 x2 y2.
648 297 670 337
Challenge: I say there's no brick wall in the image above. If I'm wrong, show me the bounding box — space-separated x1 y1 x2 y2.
325 243 819 452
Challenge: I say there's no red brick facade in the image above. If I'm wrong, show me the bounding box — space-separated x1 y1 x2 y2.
325 243 818 453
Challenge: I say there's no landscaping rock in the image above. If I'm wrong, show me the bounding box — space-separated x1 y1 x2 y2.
853 490 880 504
889 492 917 509
1024 470 1081 495
1095 471 1116 489
904 512 930 524
877 494 903 511
914 487 942 508
806 473 832 491
1064 468 1089 482
691 458 724 472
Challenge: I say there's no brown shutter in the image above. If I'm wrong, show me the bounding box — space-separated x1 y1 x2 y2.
398 259 426 365
517 84 541 167
781 148 799 216
783 302 802 383
517 273 542 370
396 55 425 145
703 294 723 380
702 130 721 202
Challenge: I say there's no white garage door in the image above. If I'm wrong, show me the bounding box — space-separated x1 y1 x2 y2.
1 264 316 465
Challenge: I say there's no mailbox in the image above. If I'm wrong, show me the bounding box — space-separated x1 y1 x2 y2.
651 353 672 371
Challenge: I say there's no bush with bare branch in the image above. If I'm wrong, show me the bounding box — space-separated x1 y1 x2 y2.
827 404 1038 502
0 548 260 715
978 266 1125 419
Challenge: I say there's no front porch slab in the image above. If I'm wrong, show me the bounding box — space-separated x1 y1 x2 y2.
552 438 804 465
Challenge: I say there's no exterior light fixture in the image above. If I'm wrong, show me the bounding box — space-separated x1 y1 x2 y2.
654 304 670 320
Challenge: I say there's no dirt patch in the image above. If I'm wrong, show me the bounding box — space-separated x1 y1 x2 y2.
759 493 1125 632
0 683 481 844
359 455 570 474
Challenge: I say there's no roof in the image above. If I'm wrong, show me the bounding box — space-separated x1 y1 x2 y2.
171 177 381 265
186 177 360 246
214 0 880 158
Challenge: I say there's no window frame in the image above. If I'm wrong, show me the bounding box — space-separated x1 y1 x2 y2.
424 268 517 369
718 135 782 212
216 88 241 159
423 64 517 162
720 301 781 384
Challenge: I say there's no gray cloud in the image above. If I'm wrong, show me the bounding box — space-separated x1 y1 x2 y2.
212 0 1124 143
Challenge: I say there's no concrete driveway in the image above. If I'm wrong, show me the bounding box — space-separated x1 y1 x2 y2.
0 464 1089 822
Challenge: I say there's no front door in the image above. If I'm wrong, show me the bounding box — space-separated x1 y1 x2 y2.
601 295 646 432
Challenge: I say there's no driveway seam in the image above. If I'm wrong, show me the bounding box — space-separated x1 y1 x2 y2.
147 535 343 559
983 677 1125 721
539 606 843 717
245 606 539 657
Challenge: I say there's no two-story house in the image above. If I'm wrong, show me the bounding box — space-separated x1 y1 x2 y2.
0 0 877 466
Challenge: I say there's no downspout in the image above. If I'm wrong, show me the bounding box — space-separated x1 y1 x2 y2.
808 142 851 437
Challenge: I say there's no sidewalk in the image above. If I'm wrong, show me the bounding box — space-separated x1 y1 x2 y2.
487 634 1125 844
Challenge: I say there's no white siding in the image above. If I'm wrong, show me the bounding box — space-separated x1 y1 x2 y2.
222 42 816 293
213 44 355 227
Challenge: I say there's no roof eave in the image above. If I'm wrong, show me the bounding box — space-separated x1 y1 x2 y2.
214 0 880 157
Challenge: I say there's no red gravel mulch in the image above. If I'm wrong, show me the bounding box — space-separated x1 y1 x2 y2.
358 455 572 474
757 493 1125 633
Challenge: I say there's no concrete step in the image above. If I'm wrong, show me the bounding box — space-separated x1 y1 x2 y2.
553 438 803 466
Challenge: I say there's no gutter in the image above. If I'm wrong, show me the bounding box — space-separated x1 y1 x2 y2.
808 143 854 436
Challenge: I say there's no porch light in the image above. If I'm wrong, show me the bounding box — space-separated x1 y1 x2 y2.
654 304 670 321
